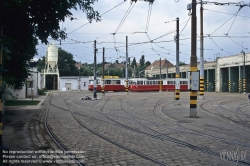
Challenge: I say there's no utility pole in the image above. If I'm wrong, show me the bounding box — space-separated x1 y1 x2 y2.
93 40 97 99
242 50 246 94
102 47 105 96
190 0 198 117
175 17 180 104
78 61 81 91
199 0 205 100
125 36 128 94
159 58 162 92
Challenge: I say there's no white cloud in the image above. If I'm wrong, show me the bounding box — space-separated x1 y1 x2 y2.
38 0 250 65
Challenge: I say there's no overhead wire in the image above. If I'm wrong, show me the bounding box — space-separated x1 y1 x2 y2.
112 1 136 56
179 16 191 35
68 0 127 34
209 37 234 55
225 7 242 35
145 2 153 32
114 2 136 34
226 36 248 50
204 9 250 18
209 9 242 36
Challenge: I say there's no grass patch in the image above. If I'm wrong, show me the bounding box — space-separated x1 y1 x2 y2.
5 100 40 106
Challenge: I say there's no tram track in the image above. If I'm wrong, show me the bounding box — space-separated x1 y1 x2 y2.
152 100 250 148
57 92 167 165
44 92 86 166
111 96 250 165
200 99 250 131
44 91 250 165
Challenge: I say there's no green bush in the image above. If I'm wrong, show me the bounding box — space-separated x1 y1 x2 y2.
38 89 46 95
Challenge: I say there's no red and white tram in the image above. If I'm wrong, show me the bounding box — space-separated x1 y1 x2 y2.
88 76 126 92
88 76 189 92
129 78 189 92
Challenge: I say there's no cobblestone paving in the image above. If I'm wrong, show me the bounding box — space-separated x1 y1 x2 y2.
45 91 250 165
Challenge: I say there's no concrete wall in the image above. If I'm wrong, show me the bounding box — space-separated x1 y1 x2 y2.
145 52 250 93
59 76 89 91
5 68 41 99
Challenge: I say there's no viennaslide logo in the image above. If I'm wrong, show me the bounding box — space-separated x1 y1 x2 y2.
220 146 247 165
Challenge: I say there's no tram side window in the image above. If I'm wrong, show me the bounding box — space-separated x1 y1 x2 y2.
137 81 143 85
116 80 121 84
105 80 111 84
168 81 174 85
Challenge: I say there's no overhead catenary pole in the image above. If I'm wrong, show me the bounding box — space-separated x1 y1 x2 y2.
175 17 180 104
125 36 128 94
190 0 198 117
242 50 246 94
93 40 97 99
102 47 105 96
199 0 205 100
159 58 162 92
78 61 81 91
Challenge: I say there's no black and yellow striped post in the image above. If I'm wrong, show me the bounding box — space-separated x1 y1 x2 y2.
199 76 204 97
175 74 180 101
239 79 242 93
159 80 162 92
159 57 162 93
125 80 128 93
206 80 208 92
228 80 231 92
190 0 198 117
102 47 105 96
198 0 205 100
242 50 246 94
214 80 216 91
190 69 198 117
243 78 246 94
175 17 180 104
125 36 129 94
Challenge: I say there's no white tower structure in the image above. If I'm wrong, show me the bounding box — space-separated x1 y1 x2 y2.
43 43 59 90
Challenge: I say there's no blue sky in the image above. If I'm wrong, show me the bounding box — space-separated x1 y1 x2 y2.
36 0 250 65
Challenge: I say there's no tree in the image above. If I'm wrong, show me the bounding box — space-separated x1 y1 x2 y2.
58 48 78 76
37 48 78 76
145 61 151 68
1 0 100 89
179 61 187 66
139 55 145 67
131 57 137 68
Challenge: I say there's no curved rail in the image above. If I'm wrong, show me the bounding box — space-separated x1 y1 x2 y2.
44 92 86 166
